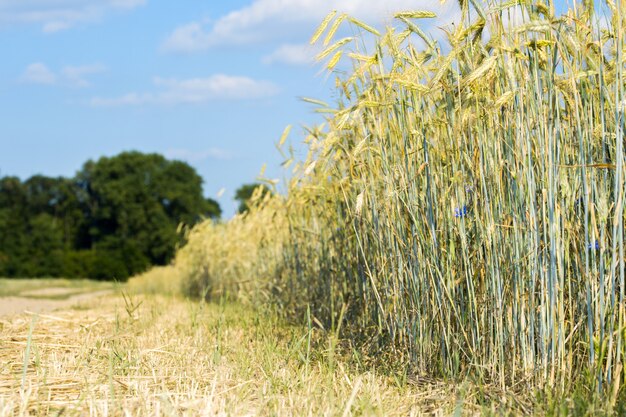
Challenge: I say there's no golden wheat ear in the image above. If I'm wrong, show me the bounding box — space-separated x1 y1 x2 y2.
143 0 626 400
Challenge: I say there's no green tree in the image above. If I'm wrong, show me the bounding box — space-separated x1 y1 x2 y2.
77 151 218 279
0 151 221 280
234 183 271 213
21 213 65 277
0 176 84 277
205 198 222 219
0 177 28 276
23 176 85 249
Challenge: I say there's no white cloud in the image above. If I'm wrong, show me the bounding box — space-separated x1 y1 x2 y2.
42 21 71 33
165 148 233 162
161 21 212 54
0 0 147 32
19 62 106 87
162 0 462 53
263 43 320 66
91 74 279 106
20 62 56 84
62 64 107 87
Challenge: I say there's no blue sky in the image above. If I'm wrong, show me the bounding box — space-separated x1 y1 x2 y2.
0 0 570 215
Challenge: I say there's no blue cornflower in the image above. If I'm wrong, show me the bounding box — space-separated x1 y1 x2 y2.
454 205 469 218
587 240 600 250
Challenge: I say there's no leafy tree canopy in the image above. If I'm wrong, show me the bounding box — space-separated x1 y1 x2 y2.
0 151 221 281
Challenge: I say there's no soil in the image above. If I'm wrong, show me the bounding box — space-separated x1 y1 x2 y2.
0 289 114 317
18 287 84 297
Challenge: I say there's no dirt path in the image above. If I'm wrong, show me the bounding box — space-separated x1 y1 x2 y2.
0 289 114 317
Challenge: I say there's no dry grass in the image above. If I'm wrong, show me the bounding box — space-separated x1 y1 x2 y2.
0 289 551 416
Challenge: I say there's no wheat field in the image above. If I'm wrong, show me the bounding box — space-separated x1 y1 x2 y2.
3 0 626 415
138 0 626 409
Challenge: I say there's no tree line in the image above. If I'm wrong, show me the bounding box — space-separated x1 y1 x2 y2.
0 151 222 281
